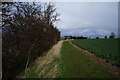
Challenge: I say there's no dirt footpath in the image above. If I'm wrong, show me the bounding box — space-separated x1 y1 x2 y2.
52 41 63 58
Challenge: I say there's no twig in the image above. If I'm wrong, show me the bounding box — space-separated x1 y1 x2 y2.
25 43 34 78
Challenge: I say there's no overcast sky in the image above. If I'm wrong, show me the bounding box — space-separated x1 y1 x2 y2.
1 1 119 38
54 2 118 38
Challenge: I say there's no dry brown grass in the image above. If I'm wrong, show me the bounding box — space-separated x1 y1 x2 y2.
30 41 63 78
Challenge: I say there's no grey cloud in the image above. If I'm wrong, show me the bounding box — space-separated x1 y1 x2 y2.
55 2 118 38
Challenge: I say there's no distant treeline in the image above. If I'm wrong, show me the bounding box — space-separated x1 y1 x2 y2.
63 32 116 40
64 36 87 39
2 2 60 79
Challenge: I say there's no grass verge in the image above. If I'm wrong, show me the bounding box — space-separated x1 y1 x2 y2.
57 41 116 78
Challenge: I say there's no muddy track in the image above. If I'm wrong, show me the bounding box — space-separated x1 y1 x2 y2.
69 41 120 78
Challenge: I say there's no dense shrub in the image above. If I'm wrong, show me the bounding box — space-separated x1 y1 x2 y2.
2 2 60 79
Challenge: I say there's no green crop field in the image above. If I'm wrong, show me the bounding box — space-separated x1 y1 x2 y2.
72 38 120 66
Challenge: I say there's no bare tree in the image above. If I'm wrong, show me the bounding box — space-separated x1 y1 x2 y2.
2 2 60 79
109 32 115 38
